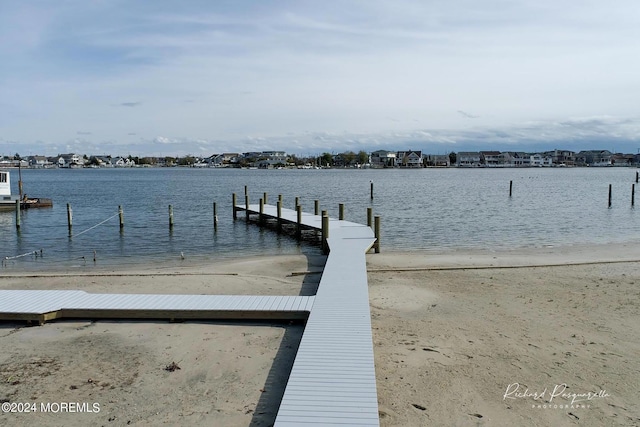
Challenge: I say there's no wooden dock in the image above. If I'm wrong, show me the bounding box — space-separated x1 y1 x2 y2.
235 202 380 426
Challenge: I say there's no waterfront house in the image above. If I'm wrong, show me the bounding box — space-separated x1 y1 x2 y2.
113 157 135 167
396 150 423 168
423 154 450 167
480 151 505 166
575 150 613 166
256 151 288 168
545 149 576 166
27 155 53 168
456 152 481 167
503 152 526 167
528 153 553 167
370 150 396 168
57 153 83 168
611 153 636 166
209 153 240 167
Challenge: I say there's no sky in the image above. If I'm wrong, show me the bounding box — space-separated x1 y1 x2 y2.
1 0 640 157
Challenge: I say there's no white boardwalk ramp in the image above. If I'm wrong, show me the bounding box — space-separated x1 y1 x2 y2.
0 290 314 323
236 204 381 426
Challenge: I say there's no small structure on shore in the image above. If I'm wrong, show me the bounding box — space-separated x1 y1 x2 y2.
0 169 52 212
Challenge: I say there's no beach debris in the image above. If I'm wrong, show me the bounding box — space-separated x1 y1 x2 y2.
422 347 439 353
164 361 181 372
469 413 483 418
69 385 77 390
412 403 426 411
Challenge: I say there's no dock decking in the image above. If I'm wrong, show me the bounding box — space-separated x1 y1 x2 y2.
0 290 314 323
0 201 380 426
236 203 380 426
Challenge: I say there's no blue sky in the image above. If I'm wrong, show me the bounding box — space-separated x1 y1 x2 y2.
1 0 640 157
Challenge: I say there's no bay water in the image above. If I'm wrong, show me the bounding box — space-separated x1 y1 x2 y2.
1 167 639 271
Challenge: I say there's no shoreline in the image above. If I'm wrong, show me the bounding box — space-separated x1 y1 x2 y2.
1 244 639 426
2 239 639 276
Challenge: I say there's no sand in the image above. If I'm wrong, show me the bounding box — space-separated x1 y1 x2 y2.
0 243 639 426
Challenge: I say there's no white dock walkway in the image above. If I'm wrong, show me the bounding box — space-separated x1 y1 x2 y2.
237 203 380 426
0 290 314 323
0 202 380 426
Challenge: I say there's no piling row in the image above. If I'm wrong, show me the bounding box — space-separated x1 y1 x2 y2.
232 190 381 254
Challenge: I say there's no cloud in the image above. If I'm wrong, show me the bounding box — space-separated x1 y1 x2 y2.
77 131 92 135
457 110 479 119
119 102 141 107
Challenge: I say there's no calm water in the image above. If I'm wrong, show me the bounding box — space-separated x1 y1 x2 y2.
1 167 639 270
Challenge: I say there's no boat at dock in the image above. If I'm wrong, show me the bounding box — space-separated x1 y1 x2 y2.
0 170 53 211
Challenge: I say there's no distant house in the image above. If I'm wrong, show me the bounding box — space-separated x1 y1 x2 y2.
370 150 396 168
503 152 526 167
480 151 505 166
113 157 135 167
208 153 240 167
28 155 53 168
575 150 613 166
94 155 113 167
456 152 481 167
396 150 422 168
611 153 635 166
57 153 83 168
423 154 450 167
529 153 553 167
256 151 288 168
545 149 576 166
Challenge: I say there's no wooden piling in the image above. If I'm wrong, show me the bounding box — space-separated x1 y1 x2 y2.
370 181 374 200
232 193 237 220
263 192 268 205
367 207 373 228
314 200 319 216
374 216 381 253
169 205 174 228
339 203 345 220
213 202 218 230
509 180 513 197
15 200 20 230
245 195 250 220
297 204 302 238
67 203 73 233
636 171 639 183
295 196 300 209
259 198 264 223
119 205 124 229
608 184 612 208
244 185 248 196
321 211 329 254
632 184 635 207
277 200 282 230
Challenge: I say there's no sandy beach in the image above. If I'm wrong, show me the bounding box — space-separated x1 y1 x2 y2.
1 243 639 426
